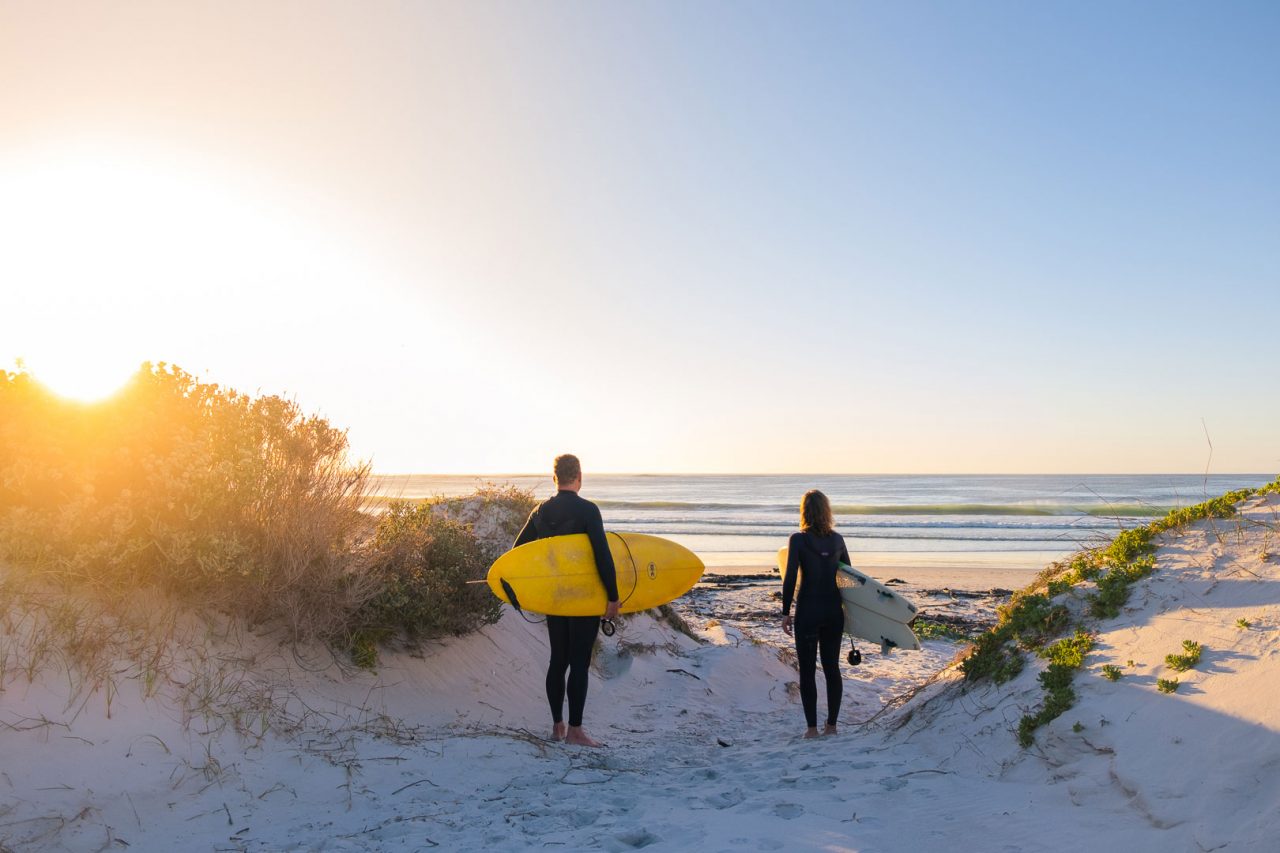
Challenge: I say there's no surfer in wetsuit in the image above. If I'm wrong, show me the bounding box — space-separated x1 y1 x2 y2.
512 454 620 747
781 489 848 738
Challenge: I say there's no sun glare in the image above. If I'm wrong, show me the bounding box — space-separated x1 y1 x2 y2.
0 143 390 407
29 357 138 403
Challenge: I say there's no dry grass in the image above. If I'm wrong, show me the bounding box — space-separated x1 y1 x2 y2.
0 364 380 644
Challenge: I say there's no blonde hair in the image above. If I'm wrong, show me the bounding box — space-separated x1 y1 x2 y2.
800 489 834 536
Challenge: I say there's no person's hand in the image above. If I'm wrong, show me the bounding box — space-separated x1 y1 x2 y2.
605 600 620 621
782 614 793 636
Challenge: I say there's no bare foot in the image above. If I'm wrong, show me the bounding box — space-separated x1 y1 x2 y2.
803 727 820 739
551 722 567 741
565 726 603 747
823 724 838 736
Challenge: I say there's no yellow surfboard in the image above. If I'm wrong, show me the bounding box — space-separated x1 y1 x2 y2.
487 532 705 616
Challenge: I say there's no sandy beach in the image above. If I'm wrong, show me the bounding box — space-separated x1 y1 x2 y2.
2 491 1278 851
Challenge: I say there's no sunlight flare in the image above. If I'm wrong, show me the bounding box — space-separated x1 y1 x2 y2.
27 356 138 403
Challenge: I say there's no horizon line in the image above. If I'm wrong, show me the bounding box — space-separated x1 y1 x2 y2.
368 471 1278 478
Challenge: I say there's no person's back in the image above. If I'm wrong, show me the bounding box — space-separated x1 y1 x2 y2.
784 529 845 624
781 490 848 738
516 492 619 595
511 454 618 747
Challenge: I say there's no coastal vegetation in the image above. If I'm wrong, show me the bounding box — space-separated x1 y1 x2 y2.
0 365 531 681
349 501 506 668
912 619 973 642
961 474 1280 746
1165 640 1203 672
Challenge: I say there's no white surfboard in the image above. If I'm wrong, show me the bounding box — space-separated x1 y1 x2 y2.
777 546 921 651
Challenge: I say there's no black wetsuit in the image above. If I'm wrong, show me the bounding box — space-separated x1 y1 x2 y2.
781 530 849 728
513 490 618 728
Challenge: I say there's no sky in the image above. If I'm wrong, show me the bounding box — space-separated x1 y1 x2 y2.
1 1 1277 475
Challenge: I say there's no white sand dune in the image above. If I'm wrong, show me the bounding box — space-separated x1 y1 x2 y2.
3 494 1278 852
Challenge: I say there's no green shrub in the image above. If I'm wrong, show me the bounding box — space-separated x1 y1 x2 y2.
1001 594 1071 648
1236 618 1252 629
1157 678 1180 694
1090 555 1156 618
1038 662 1075 692
1074 556 1104 581
1018 669 1077 747
959 628 1024 683
1101 664 1123 681
1041 630 1094 668
1046 578 1074 598
961 591 1070 684
1016 715 1038 747
352 502 501 659
1165 640 1202 672
913 620 969 641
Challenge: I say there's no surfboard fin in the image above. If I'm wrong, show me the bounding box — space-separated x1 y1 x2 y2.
500 578 523 614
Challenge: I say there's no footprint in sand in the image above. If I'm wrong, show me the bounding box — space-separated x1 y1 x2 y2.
703 788 746 809
596 647 634 679
772 802 804 820
607 829 662 850
792 774 839 790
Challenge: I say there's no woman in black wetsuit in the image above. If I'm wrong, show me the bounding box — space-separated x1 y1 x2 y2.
781 489 848 738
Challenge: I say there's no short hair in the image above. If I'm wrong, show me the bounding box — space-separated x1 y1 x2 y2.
800 489 834 536
553 454 581 484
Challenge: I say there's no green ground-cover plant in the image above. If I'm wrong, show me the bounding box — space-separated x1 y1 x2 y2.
1236 617 1252 629
1018 663 1078 747
1100 664 1123 681
1042 629 1094 669
960 476 1278 746
1015 630 1096 745
1090 555 1157 619
958 592 1069 683
1157 678 1180 694
1165 639 1202 672
912 620 971 642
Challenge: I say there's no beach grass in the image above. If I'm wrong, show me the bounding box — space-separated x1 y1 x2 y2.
0 363 535 722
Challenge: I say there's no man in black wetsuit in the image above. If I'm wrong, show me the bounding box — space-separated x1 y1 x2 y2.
512 454 620 747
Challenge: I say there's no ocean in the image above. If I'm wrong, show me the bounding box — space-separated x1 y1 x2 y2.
368 473 1273 579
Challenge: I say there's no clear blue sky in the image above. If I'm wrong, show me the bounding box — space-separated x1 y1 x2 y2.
2 1 1277 473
